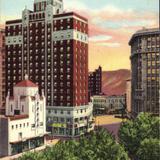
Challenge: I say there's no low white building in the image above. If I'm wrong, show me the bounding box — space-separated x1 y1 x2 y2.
46 104 94 137
0 76 47 157
92 95 126 115
126 79 131 115
106 95 126 111
91 96 108 115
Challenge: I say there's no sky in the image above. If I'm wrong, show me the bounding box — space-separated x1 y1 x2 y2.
0 0 159 71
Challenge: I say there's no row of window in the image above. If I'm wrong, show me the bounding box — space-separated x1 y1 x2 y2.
6 16 87 30
47 115 89 124
11 122 29 129
11 122 43 130
48 108 87 115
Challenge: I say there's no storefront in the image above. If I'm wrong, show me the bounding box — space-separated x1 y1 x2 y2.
10 137 45 155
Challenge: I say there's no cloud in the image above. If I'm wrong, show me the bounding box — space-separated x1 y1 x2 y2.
64 0 88 11
0 15 21 24
96 42 121 48
89 35 112 42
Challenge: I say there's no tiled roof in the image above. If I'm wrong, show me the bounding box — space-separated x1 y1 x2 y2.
6 115 29 121
15 80 38 87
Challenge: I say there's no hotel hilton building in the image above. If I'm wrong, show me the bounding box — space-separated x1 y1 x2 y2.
5 0 94 137
0 29 5 109
129 28 160 117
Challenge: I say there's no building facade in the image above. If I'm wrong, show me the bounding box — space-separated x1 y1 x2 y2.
5 0 94 137
0 75 47 157
89 66 102 98
129 28 160 117
5 0 88 107
105 95 126 113
0 29 5 109
126 79 131 114
91 95 126 115
91 96 107 115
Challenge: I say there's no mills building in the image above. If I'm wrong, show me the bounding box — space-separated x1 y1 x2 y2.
129 28 160 117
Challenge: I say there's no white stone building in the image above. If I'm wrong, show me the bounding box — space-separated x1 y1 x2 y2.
47 104 94 137
92 95 126 115
126 79 131 115
0 76 47 157
91 96 108 115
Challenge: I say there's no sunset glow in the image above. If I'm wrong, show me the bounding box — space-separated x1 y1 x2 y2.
0 0 159 71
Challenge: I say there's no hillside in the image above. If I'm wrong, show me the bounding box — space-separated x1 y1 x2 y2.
102 69 131 96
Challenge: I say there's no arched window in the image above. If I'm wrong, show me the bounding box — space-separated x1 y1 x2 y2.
11 105 13 112
57 9 59 14
22 105 24 112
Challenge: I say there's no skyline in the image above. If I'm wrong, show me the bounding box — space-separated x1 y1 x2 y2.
0 0 159 71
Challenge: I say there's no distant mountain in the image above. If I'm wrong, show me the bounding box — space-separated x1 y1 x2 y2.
102 69 131 96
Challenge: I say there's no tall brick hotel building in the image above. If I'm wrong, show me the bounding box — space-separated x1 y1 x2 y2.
5 0 94 137
0 29 5 110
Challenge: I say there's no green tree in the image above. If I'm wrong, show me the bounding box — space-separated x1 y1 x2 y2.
136 138 160 160
119 113 160 158
19 128 129 160
77 128 129 160
18 152 44 160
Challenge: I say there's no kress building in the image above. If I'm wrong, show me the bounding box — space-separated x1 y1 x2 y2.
5 0 94 137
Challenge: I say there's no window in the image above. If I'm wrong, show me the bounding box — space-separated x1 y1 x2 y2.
11 104 13 112
67 25 70 29
67 103 70 106
31 124 35 128
67 18 70 22
60 118 64 122
22 105 24 112
67 111 70 114
67 96 70 100
67 40 70 44
60 47 63 52
60 96 63 100
67 47 70 51
19 132 22 139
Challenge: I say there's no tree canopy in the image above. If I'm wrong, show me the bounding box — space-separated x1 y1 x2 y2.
18 128 129 160
118 113 160 159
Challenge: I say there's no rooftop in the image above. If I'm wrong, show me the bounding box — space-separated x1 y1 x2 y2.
129 28 160 45
5 115 29 121
15 80 38 87
15 75 38 88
